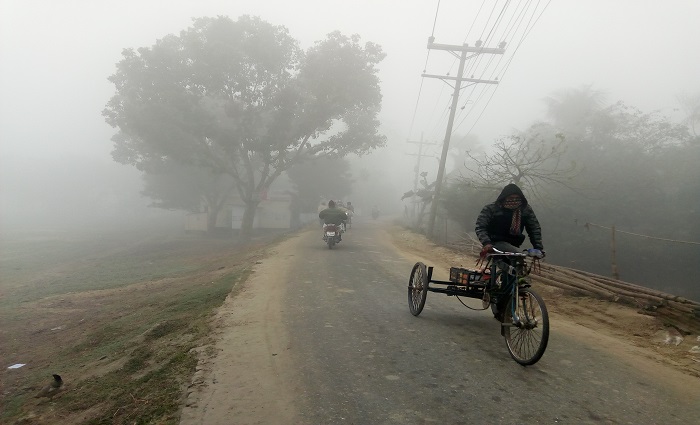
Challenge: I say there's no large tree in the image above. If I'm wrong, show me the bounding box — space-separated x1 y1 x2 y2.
141 160 235 233
103 16 386 239
286 156 354 213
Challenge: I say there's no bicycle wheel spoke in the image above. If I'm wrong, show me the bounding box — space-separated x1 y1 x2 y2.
408 263 428 316
504 289 549 365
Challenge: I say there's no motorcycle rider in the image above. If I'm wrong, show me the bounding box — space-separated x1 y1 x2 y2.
317 201 327 227
319 200 348 240
336 201 349 231
345 201 355 227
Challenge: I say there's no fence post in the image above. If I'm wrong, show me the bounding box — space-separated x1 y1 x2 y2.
611 224 620 280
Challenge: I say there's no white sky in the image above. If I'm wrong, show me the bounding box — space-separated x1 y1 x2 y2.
1 0 699 223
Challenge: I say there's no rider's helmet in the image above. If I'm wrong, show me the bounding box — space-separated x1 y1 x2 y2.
328 200 336 208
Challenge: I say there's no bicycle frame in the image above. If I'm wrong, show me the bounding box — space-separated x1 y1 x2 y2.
483 250 534 326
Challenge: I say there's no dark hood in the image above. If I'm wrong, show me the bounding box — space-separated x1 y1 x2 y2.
496 183 528 206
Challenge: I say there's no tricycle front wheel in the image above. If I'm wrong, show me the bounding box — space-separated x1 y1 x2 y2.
502 288 549 366
408 262 429 316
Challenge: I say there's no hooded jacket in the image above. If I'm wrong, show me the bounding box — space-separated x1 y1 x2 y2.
475 184 543 249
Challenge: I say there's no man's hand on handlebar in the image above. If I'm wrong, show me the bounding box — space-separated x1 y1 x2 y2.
526 248 545 259
480 244 493 258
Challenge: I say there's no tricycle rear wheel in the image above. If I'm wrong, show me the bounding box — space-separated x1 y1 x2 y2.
408 262 429 316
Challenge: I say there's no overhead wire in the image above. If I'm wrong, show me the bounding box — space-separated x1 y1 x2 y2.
460 4 509 84
499 0 531 42
452 0 515 129
455 0 533 125
423 0 493 146
453 0 552 137
462 0 488 44
432 0 500 123
414 0 549 147
459 0 551 137
407 0 442 141
458 0 505 85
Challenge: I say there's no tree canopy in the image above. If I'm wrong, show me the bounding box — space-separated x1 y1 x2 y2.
104 15 386 238
140 160 235 232
461 128 575 200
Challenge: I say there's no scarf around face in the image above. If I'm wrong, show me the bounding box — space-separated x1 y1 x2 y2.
502 198 522 235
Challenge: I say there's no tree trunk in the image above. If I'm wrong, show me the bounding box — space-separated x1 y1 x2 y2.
204 196 225 235
207 209 218 234
239 200 259 241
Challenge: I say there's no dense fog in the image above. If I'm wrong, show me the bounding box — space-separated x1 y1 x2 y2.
1 1 699 298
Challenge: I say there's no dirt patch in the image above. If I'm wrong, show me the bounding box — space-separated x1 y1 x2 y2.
387 225 700 381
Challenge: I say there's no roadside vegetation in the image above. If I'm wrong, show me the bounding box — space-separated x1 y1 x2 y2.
390 222 700 379
405 87 700 302
0 230 273 424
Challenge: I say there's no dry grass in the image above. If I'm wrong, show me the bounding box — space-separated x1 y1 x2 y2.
0 230 276 424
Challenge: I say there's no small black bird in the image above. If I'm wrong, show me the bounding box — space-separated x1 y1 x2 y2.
35 374 63 400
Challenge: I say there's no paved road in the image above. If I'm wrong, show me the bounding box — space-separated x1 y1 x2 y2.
279 217 699 424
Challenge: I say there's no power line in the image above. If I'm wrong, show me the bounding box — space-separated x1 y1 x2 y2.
462 0 488 44
415 0 551 144
453 0 552 136
453 0 523 129
583 222 700 246
430 0 441 37
422 1 498 143
408 0 442 140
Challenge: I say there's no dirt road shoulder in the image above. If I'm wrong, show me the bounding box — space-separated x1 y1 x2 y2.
179 234 304 425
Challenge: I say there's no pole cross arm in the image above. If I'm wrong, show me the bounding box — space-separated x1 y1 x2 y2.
427 41 505 55
421 74 500 84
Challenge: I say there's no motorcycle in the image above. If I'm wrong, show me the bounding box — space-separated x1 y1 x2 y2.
322 223 343 249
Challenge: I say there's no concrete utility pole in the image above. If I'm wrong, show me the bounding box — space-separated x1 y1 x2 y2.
423 37 504 239
406 133 436 223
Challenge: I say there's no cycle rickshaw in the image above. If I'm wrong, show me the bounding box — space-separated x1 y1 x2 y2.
407 248 549 366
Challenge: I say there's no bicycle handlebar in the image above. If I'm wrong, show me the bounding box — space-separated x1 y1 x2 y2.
488 248 544 259
488 248 526 257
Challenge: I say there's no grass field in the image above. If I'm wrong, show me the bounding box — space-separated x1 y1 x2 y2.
0 229 277 424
